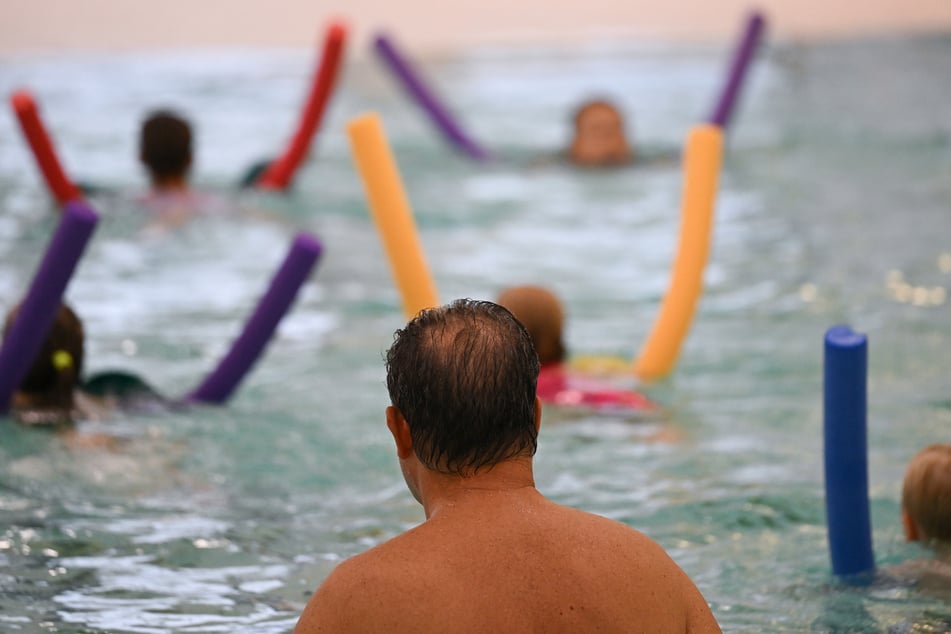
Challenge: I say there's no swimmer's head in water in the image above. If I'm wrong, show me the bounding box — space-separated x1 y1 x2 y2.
386 299 540 475
902 443 951 545
140 110 193 187
4 303 84 413
496 285 566 366
568 99 632 167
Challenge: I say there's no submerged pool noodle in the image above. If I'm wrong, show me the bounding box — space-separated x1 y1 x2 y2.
0 202 98 413
256 22 347 190
708 11 766 128
823 326 876 578
633 125 723 380
373 34 491 163
346 113 440 319
187 234 323 404
10 90 83 206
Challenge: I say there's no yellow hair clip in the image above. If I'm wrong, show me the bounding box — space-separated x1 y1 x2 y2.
52 350 73 371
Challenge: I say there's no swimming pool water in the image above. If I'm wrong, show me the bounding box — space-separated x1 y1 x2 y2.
0 33 950 632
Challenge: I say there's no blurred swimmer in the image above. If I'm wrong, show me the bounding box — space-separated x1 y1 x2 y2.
496 285 565 365
140 110 193 193
3 303 164 427
496 285 654 411
902 443 951 547
568 99 633 167
294 299 719 633
4 303 92 425
137 109 236 226
889 444 951 600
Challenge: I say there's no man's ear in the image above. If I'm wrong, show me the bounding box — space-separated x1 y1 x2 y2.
534 395 542 433
902 511 920 542
386 406 414 460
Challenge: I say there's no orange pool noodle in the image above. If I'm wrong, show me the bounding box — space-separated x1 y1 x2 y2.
10 90 82 207
346 113 440 319
257 21 347 190
634 124 723 380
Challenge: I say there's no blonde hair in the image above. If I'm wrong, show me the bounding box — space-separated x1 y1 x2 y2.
902 443 951 544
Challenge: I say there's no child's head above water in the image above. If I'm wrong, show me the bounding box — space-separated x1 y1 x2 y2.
568 99 632 167
496 285 566 366
139 110 193 191
3 303 84 424
902 443 951 547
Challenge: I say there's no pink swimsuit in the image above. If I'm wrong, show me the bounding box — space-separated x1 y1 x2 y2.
536 363 654 411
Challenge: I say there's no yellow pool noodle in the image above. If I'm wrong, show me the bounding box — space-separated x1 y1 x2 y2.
346 113 440 320
634 124 724 381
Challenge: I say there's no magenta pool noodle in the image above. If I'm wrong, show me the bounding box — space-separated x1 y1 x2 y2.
823 325 875 578
374 33 491 162
0 202 98 413
187 233 323 404
708 11 766 128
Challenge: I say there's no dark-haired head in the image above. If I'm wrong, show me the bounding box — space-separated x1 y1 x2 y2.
139 110 192 187
385 299 540 476
4 303 84 419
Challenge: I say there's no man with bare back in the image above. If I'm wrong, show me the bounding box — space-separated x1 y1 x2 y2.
295 299 720 633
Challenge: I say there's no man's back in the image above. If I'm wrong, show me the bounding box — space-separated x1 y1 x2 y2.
295 301 718 633
296 488 719 633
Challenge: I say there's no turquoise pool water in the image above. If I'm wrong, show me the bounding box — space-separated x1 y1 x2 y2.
0 33 950 632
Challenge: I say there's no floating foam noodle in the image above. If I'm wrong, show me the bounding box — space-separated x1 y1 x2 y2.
256 21 348 190
187 233 323 404
0 202 99 413
10 90 83 207
823 325 876 579
633 124 723 380
373 33 491 162
708 11 767 129
346 113 440 319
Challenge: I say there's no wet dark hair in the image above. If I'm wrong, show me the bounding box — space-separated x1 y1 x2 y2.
385 299 540 475
139 110 192 179
4 303 84 398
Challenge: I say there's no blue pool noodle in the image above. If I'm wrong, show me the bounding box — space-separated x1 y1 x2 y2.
708 11 766 128
823 325 875 578
187 233 322 404
374 33 491 162
0 201 99 414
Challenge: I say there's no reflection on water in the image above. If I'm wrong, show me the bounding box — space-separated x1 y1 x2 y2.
1 33 950 631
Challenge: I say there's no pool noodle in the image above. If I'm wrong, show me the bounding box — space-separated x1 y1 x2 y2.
10 90 83 206
256 22 347 190
187 233 323 404
0 202 98 413
373 33 491 163
633 124 723 380
708 11 766 128
346 113 440 319
823 325 876 578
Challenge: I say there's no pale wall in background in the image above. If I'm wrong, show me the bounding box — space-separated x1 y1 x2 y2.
2 0 951 54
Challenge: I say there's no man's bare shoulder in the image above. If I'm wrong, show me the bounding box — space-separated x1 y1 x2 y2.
294 530 432 634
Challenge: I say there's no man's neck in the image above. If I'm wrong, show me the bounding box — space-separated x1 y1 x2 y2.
151 174 189 193
417 458 539 520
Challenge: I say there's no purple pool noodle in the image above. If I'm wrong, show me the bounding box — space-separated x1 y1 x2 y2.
187 233 323 404
0 201 98 413
374 33 491 162
708 11 766 128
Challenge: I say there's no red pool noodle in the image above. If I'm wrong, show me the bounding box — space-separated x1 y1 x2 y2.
256 22 347 190
10 90 82 207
